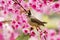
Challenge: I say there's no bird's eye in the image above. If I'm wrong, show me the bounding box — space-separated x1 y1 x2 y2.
28 10 31 17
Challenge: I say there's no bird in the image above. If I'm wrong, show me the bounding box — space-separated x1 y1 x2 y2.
12 0 47 29
27 10 47 27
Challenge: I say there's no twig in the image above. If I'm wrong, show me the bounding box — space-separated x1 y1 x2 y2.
1 20 12 23
13 0 27 13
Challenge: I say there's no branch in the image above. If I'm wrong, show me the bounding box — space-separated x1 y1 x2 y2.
13 0 27 13
1 20 12 23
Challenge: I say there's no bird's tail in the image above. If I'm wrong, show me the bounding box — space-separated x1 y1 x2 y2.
41 22 47 26
42 22 47 24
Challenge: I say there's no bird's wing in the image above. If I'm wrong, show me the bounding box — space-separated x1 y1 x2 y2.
31 16 47 26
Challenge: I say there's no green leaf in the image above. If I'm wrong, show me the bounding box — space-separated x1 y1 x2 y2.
16 34 30 40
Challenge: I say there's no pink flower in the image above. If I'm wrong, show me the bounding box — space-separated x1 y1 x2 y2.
10 33 15 40
0 33 4 40
22 28 30 35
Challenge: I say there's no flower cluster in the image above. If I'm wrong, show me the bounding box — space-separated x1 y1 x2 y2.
19 0 60 14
